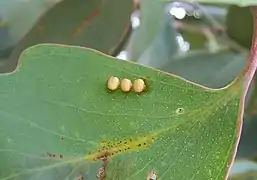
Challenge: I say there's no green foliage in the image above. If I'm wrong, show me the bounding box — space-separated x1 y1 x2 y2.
159 50 247 88
23 0 133 55
0 44 243 179
183 0 257 6
126 0 179 66
226 6 253 49
1 0 257 179
229 171 257 180
0 0 133 72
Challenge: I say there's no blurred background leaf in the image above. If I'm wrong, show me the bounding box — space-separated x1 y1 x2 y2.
229 171 257 180
159 50 247 88
126 0 166 62
0 0 134 73
183 0 257 6
126 0 179 67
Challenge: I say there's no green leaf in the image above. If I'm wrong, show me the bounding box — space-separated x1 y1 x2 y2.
136 13 179 68
126 0 179 64
0 0 133 71
126 0 163 61
226 6 253 49
229 159 257 177
0 0 59 49
245 79 257 116
236 114 257 157
182 0 257 6
179 30 208 50
0 44 243 180
229 167 257 180
26 0 133 54
160 50 247 88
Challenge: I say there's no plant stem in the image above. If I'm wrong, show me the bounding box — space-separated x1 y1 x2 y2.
236 7 257 99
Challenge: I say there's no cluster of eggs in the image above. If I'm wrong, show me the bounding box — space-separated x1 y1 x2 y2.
107 76 146 93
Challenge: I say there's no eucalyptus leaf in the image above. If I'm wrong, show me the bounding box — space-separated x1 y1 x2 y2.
127 0 179 67
126 0 165 62
160 50 247 88
229 160 257 176
237 115 257 157
226 6 253 49
229 171 257 180
137 12 179 68
183 0 257 7
0 44 244 180
0 0 133 72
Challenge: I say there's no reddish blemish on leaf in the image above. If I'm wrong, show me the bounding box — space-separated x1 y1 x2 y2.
37 24 45 36
68 8 100 42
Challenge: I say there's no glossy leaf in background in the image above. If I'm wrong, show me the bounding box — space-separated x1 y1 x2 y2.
126 0 179 65
160 50 247 88
126 0 164 62
226 6 253 49
229 172 257 180
0 0 61 51
183 0 257 7
0 44 243 180
0 0 134 73
229 159 257 180
237 115 257 157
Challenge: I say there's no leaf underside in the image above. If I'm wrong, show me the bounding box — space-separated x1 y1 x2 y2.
0 44 243 180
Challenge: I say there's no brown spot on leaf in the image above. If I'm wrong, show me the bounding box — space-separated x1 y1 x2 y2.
97 157 108 180
147 171 158 180
77 173 83 180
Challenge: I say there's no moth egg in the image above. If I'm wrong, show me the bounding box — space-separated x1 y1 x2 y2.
120 78 132 92
133 79 145 93
107 76 120 91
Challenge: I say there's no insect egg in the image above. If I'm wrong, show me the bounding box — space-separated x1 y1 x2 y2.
133 78 145 93
120 78 132 92
107 76 120 91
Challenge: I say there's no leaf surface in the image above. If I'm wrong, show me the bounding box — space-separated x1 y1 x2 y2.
0 44 243 180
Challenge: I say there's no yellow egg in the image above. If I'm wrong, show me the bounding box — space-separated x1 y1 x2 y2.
133 79 145 93
120 78 132 92
107 76 120 91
